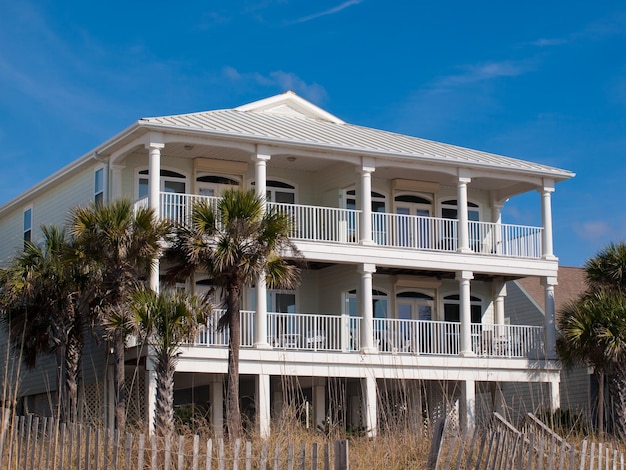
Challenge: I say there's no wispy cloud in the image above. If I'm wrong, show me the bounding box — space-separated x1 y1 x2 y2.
222 66 328 103
426 60 531 94
573 220 613 242
527 38 569 47
291 0 363 24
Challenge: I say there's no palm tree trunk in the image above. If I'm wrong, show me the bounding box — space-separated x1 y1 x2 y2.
597 369 605 438
64 329 82 423
226 282 242 438
154 352 175 437
113 329 127 432
55 346 67 423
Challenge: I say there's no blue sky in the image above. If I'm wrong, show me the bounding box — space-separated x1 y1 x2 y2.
0 0 625 267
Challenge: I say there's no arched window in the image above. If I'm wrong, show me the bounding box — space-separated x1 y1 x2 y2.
196 174 240 197
441 199 480 221
138 168 187 198
251 179 296 204
345 289 388 318
396 291 434 321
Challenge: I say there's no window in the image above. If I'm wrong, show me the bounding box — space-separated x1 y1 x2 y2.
396 291 434 321
394 194 432 248
138 169 187 199
440 199 480 250
196 174 240 197
443 294 482 323
23 207 32 246
251 180 296 204
441 199 480 221
94 167 104 204
345 289 388 318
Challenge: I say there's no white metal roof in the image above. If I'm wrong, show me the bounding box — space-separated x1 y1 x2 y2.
139 92 574 180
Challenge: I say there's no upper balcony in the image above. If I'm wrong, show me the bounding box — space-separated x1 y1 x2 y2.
141 192 544 260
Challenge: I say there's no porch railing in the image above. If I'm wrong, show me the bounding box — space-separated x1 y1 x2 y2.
192 311 545 359
269 202 361 244
147 192 544 259
469 221 543 259
371 213 458 252
471 323 545 358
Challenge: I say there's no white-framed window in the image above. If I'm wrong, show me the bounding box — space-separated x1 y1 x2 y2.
440 199 480 221
344 288 388 318
251 179 297 204
137 168 187 199
396 291 434 321
23 206 32 246
196 174 241 197
394 194 432 247
443 294 482 324
94 167 105 204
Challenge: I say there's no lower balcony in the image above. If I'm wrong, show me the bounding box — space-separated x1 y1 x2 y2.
194 310 546 360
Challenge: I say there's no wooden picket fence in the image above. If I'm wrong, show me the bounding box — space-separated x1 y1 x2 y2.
428 412 625 470
0 414 349 470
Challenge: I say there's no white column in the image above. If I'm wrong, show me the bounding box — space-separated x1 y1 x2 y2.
359 263 377 353
362 374 378 437
146 140 164 214
491 199 504 255
313 378 326 430
145 356 157 434
254 150 271 348
211 378 224 435
540 180 556 260
110 164 125 201
457 270 475 356
457 174 472 253
359 159 375 245
460 380 476 432
548 378 560 411
146 138 164 293
256 373 271 438
542 276 558 360
253 149 271 203
493 278 507 336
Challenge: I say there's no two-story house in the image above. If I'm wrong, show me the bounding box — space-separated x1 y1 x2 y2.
0 91 574 436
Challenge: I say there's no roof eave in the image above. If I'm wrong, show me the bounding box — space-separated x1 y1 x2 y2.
137 121 575 182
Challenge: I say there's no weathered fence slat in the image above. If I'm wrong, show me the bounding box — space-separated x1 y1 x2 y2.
178 434 185 470
206 438 213 470
312 442 318 470
125 432 133 470
192 434 199 470
165 434 172 470
151 434 157 470
233 438 241 470
246 440 252 470
218 437 225 470
138 433 145 470
427 418 446 470
259 443 268 470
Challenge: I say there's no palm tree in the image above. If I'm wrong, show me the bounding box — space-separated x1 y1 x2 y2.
69 200 169 431
0 226 94 422
557 290 626 436
127 288 212 436
584 242 626 293
167 188 301 437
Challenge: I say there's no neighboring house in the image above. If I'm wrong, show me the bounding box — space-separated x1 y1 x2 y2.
502 267 591 424
0 91 575 436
